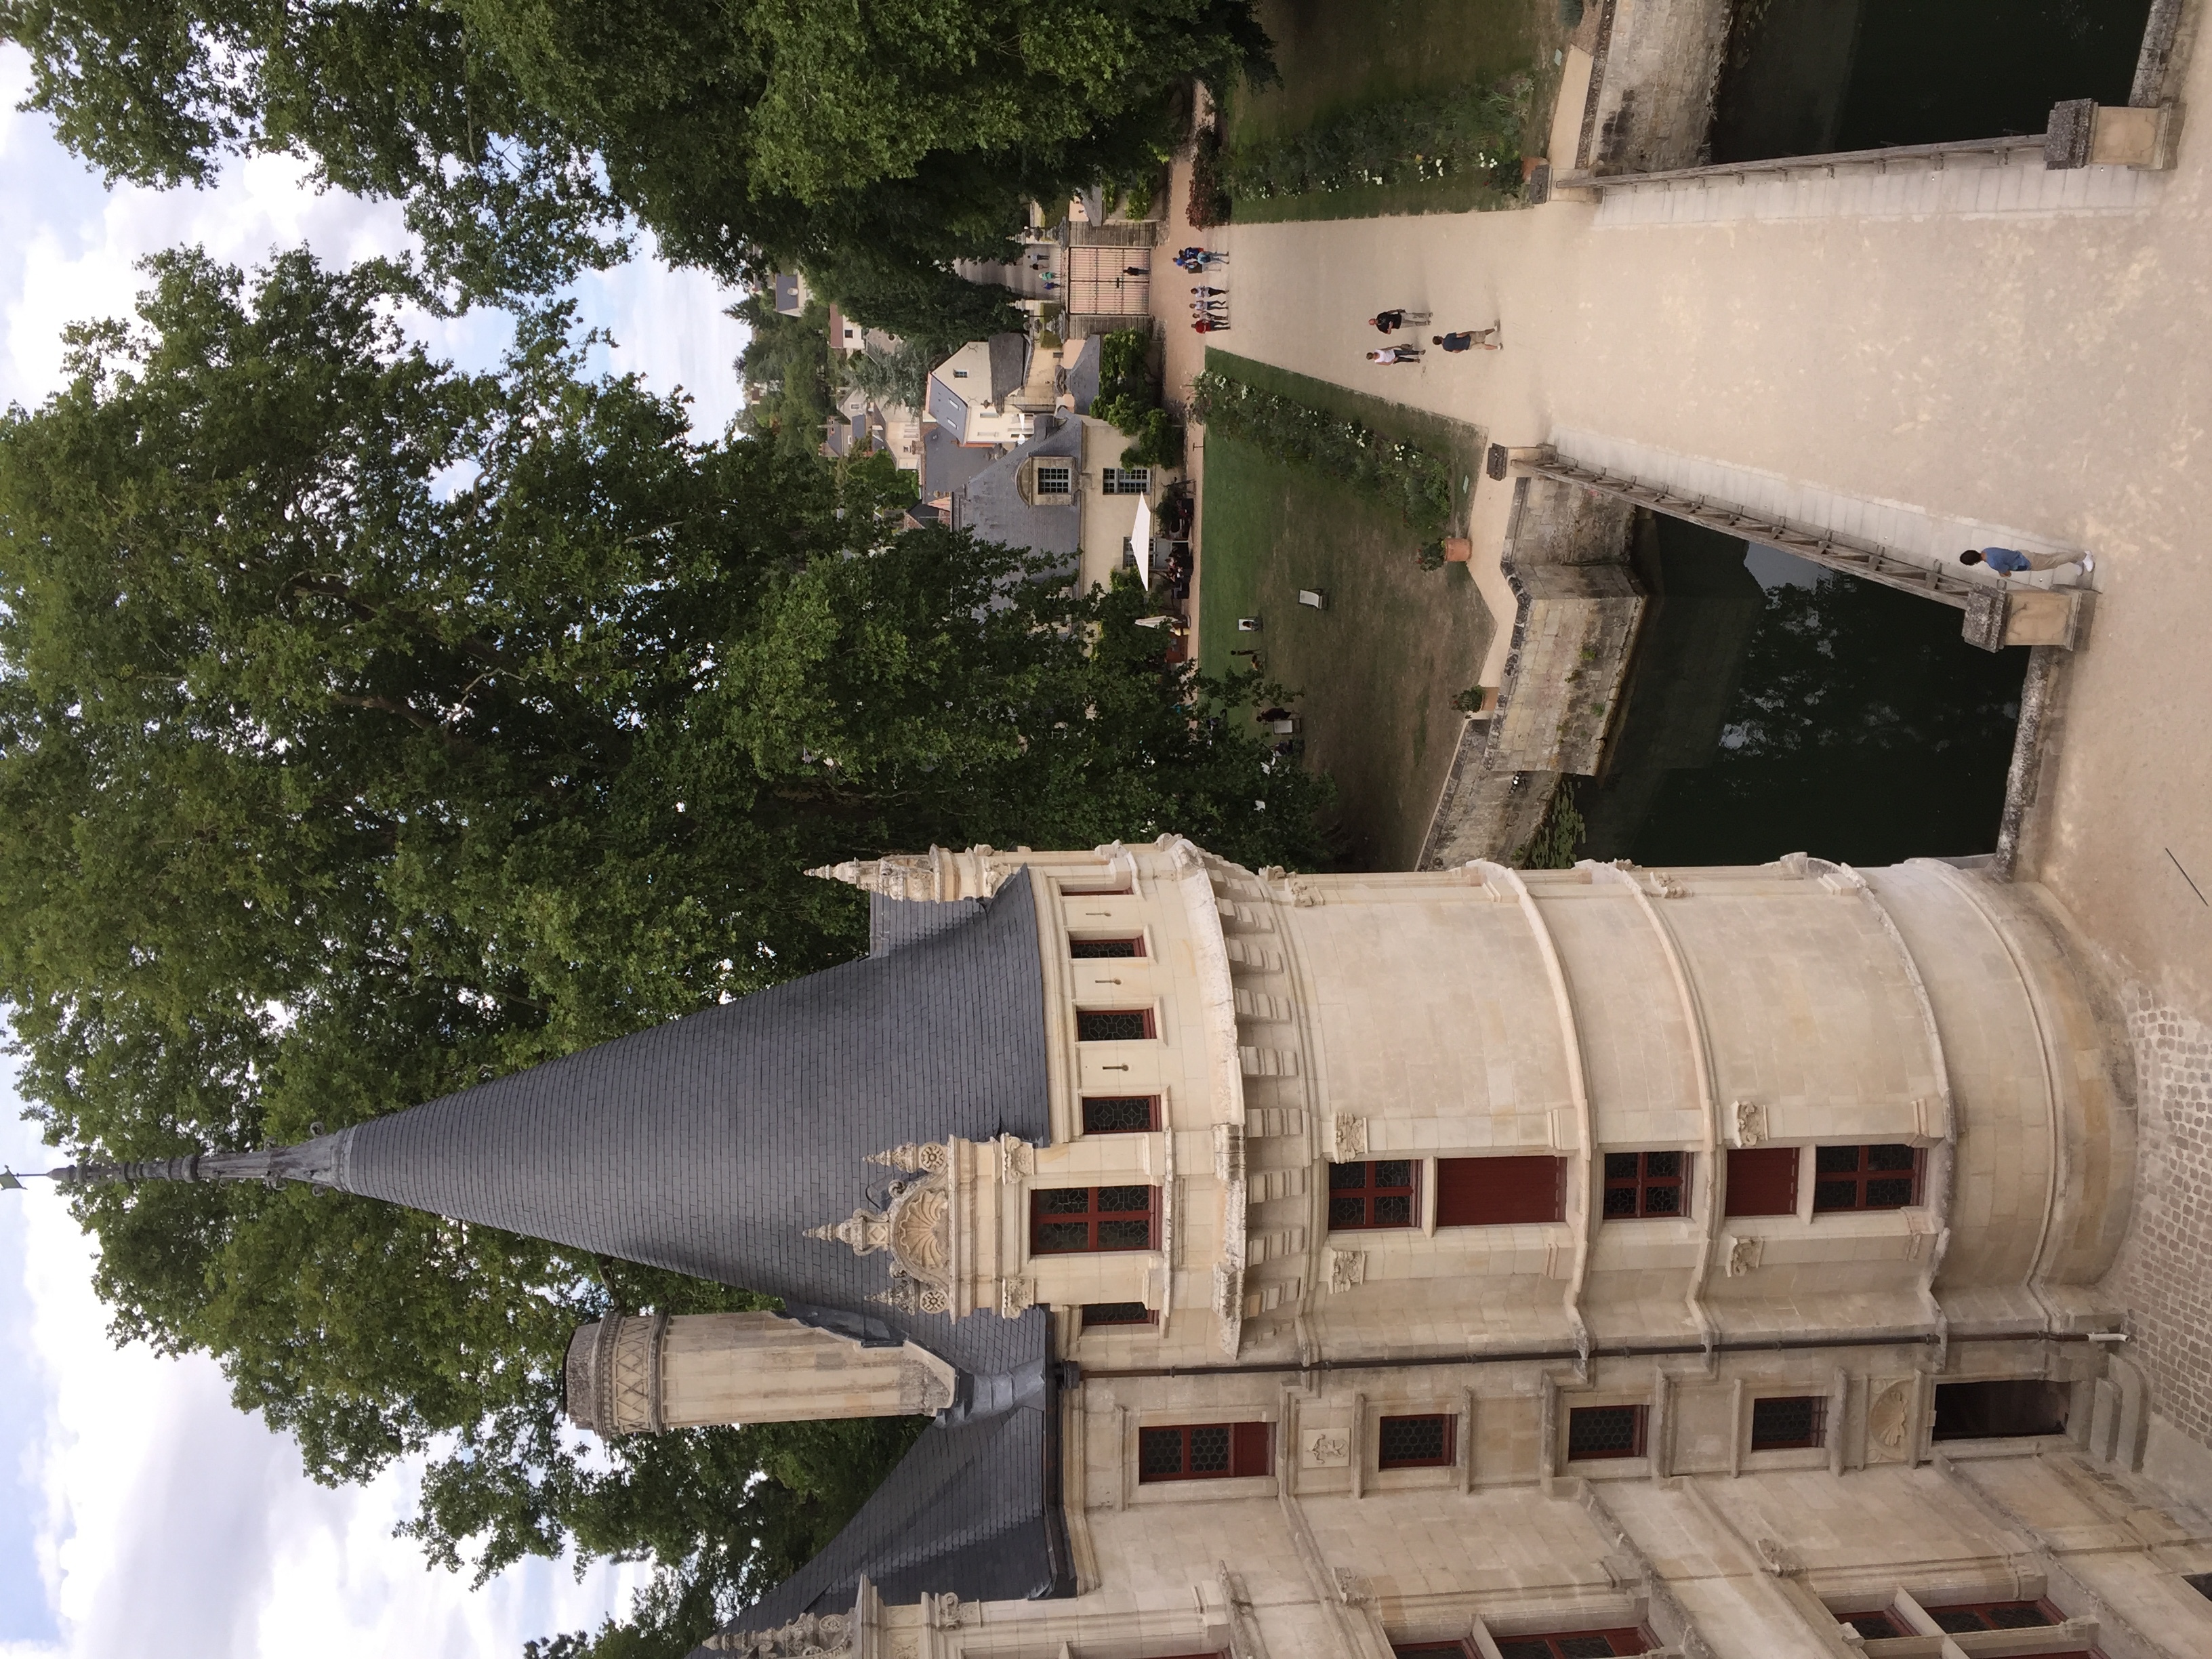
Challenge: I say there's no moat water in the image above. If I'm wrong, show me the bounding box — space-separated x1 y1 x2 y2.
1709 0 2153 163
1574 515 2031 868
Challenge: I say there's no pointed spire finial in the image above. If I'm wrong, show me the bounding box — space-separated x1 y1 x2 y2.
805 853 943 901
0 1130 358 1195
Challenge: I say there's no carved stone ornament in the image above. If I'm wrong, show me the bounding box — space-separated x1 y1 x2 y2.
1330 1114 1368 1161
1326 1247 1366 1293
996 1133 1035 1184
808 1168 952 1309
808 1207 895 1256
1332 1568 1374 1605
1723 1234 1763 1277
926 1593 962 1630
706 1612 852 1657
1304 1431 1351 1467
1731 1099 1767 1148
869 1273 951 1316
897 1354 955 1414
1867 1380 1914 1453
998 1277 1036 1318
867 1142 949 1175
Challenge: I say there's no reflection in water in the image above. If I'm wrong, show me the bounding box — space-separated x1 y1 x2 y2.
1710 0 2152 164
1576 514 2029 868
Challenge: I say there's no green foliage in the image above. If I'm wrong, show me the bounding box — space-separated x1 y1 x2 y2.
733 292 837 457
1089 328 1182 467
802 251 1025 364
1187 125 1232 226
0 250 1326 1659
5 0 1275 311
1120 407 1185 469
1188 369 1453 533
1098 328 1152 392
1514 779 1585 869
1417 542 1449 572
1222 83 1526 204
838 337 938 415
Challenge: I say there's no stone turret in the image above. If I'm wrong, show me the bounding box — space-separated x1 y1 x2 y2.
564 1313 956 1437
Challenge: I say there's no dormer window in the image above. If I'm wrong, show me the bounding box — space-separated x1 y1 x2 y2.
1020 457 1074 504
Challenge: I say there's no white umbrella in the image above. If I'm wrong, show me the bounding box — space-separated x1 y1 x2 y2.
1130 495 1154 587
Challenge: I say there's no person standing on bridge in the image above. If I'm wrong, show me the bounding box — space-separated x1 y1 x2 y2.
1435 326 1502 352
1960 546 2095 583
1369 309 1430 333
1366 345 1422 364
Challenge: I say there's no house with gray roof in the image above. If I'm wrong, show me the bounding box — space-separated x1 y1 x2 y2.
927 335 1034 449
951 416 1084 579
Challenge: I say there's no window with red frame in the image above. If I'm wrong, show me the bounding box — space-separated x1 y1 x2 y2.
1839 1595 2097 1655
1081 1301 1158 1329
1491 1631 1650 1659
1602 1151 1689 1218
1328 1160 1418 1229
1029 1186 1157 1252
1082 1095 1160 1132
1841 1611 1907 1639
1069 935 1146 958
1076 1008 1155 1042
1925 1600 2064 1635
1750 1394 1828 1450
1566 1404 1647 1461
1391 1644 1470 1659
1376 1413 1454 1469
1811 1143 1921 1211
1435 1155 1566 1225
1724 1146 1799 1216
1136 1421 1271 1481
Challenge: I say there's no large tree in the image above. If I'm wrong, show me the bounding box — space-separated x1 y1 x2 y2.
3 0 1268 328
0 250 1326 1657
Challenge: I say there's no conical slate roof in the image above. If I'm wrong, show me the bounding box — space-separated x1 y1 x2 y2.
304 867 1049 1376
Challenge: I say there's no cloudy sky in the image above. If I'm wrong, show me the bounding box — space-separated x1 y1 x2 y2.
0 37 751 1658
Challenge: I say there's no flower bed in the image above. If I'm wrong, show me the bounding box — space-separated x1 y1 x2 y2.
1223 83 1526 205
1188 369 1453 533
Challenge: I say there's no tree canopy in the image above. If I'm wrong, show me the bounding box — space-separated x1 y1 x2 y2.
0 249 1326 1657
3 0 1271 330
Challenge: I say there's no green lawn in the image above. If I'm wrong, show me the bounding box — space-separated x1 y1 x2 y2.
1221 0 1575 222
1197 352 1496 871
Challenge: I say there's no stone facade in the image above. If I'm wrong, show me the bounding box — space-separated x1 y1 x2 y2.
689 838 2212 1659
2102 997 2212 1471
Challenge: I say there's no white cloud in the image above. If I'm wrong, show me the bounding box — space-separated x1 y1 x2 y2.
0 33 754 1645
0 1062 650 1659
0 43 748 432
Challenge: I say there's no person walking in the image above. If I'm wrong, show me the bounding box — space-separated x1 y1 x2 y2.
1366 345 1422 364
1369 309 1431 333
1434 325 1502 352
1959 546 2095 584
1194 316 1230 333
1191 285 1229 298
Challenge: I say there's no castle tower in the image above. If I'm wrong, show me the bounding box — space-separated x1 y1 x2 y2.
32 838 2207 1659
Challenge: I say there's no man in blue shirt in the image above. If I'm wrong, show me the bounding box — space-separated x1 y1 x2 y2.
1960 546 2095 582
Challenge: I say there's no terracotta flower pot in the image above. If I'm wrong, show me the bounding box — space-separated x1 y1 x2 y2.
1443 537 1473 563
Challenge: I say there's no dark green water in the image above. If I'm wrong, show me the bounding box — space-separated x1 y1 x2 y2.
1574 514 2030 867
1709 0 2153 163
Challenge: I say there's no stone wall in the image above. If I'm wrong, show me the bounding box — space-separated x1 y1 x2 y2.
1488 565 1644 774
1583 0 1736 173
1416 476 1643 866
2102 995 2212 1467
